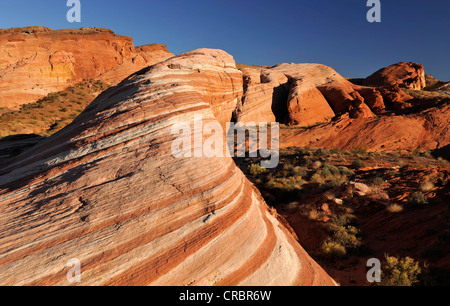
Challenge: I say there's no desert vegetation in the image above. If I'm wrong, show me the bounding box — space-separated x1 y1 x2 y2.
236 146 450 286
0 79 109 138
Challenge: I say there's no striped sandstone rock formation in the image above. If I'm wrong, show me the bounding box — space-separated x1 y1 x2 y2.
0 49 336 286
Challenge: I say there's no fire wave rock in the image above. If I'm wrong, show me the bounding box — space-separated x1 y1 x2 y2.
0 49 336 286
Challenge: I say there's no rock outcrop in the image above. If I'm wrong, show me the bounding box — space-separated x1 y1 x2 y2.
233 68 289 123
0 27 173 110
436 83 450 96
233 63 418 127
364 62 426 90
281 103 450 153
0 49 335 286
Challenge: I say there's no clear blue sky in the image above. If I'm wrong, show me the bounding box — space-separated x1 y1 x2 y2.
1 0 449 80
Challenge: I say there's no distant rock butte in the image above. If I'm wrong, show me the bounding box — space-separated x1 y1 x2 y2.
364 62 426 90
0 49 336 286
0 26 173 109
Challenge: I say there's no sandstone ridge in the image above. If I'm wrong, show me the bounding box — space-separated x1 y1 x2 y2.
0 48 336 286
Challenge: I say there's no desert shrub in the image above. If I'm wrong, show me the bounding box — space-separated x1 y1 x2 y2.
314 148 327 157
321 241 347 259
307 209 323 221
437 157 450 168
338 166 354 177
351 159 366 170
292 166 308 178
422 151 434 159
248 163 268 176
379 255 421 286
312 160 322 170
310 173 325 184
322 163 340 176
420 181 435 193
331 215 351 227
351 145 368 156
323 177 346 190
333 226 361 249
407 192 429 207
371 176 386 187
387 204 404 213
265 177 305 193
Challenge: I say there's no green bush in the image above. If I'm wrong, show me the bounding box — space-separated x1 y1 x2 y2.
292 166 308 178
323 177 346 190
331 215 351 227
379 255 421 286
338 166 354 177
248 163 268 176
265 177 305 192
351 145 368 156
351 159 366 170
322 163 340 177
371 176 386 187
321 241 347 259
333 226 361 249
407 192 429 207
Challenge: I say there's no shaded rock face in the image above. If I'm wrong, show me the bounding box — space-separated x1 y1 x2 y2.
0 49 335 286
364 62 426 90
0 134 45 161
0 27 173 109
287 80 335 126
233 68 289 123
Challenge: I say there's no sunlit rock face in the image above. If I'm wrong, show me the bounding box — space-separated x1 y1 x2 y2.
0 27 173 110
364 62 427 90
0 48 336 286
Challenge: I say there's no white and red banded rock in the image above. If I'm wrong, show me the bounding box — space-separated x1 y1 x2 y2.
0 49 336 286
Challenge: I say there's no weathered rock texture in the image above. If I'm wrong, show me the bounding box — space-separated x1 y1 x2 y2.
0 27 173 109
233 63 420 127
281 103 450 153
0 49 335 286
271 64 383 120
233 68 289 123
364 62 426 90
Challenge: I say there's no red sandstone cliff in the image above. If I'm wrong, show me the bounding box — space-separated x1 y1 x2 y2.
0 27 173 110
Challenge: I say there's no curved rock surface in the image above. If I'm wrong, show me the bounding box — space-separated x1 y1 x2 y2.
281 103 450 153
0 49 335 286
0 27 173 109
233 68 289 123
364 62 426 90
234 63 416 127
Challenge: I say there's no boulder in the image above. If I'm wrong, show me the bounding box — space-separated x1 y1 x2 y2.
364 62 426 90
